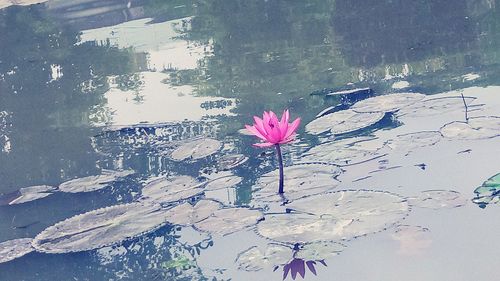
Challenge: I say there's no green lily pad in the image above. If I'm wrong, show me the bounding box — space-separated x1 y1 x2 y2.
205 175 242 191
194 208 264 236
59 169 134 193
472 173 500 207
5 185 57 205
351 93 425 113
0 238 34 264
170 138 222 161
163 200 222 226
384 131 442 153
216 154 248 170
397 96 477 118
252 163 341 203
257 190 409 244
440 116 500 140
408 190 467 209
305 109 385 135
32 203 168 254
140 176 205 204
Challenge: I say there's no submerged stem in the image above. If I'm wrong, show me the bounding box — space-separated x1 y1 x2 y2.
460 92 469 122
275 144 285 194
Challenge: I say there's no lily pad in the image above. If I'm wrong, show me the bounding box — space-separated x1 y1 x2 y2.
472 173 500 207
257 190 409 244
216 154 248 170
236 241 344 272
351 93 425 113
163 200 222 226
408 190 467 209
59 169 134 193
194 208 264 236
7 185 57 205
170 138 222 161
0 238 34 264
252 163 341 203
305 109 385 135
440 116 500 140
140 175 206 204
397 96 477 118
391 225 432 255
32 203 168 253
384 131 442 153
205 175 242 191
301 138 385 166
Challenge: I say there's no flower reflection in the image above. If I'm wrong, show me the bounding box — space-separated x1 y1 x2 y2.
278 257 327 280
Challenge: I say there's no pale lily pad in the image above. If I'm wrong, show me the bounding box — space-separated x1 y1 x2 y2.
163 200 222 226
205 175 242 191
32 203 168 253
257 190 409 243
351 93 425 113
301 138 385 166
472 173 500 207
408 190 467 209
141 176 206 204
252 163 341 203
384 131 442 153
397 96 477 118
236 241 344 272
391 225 432 255
216 154 248 170
440 116 500 140
305 109 385 135
59 169 134 193
10 185 57 205
0 238 34 264
170 138 222 161
194 208 264 236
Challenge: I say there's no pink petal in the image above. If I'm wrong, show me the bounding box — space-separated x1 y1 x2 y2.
253 142 275 147
245 125 268 141
284 118 301 139
252 116 270 141
280 109 290 127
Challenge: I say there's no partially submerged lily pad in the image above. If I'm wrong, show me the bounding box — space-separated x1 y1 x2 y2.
0 238 34 264
384 131 442 153
257 190 409 244
472 173 500 208
397 96 477 118
236 241 344 272
252 163 341 203
351 93 425 113
0 185 57 206
163 200 222 226
32 203 168 253
141 175 205 204
205 175 242 191
301 138 385 166
194 208 264 236
440 116 500 140
59 169 134 193
391 225 432 255
170 138 222 161
408 190 467 209
216 154 248 170
305 109 385 135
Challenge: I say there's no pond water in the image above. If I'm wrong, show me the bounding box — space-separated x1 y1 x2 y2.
0 1 499 280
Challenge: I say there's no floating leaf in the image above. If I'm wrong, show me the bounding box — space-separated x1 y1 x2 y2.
194 208 263 236
140 176 205 204
301 138 385 166
59 169 134 193
163 200 222 226
252 163 341 203
0 238 34 264
216 154 248 170
32 203 168 253
294 241 345 261
391 225 432 255
397 96 477 118
305 109 385 135
440 116 500 140
205 175 242 191
0 185 57 206
472 173 500 208
351 93 425 113
408 190 467 209
257 190 409 244
384 131 442 153
236 244 292 271
170 138 222 161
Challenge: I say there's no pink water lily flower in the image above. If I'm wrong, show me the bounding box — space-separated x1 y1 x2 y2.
245 110 301 147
